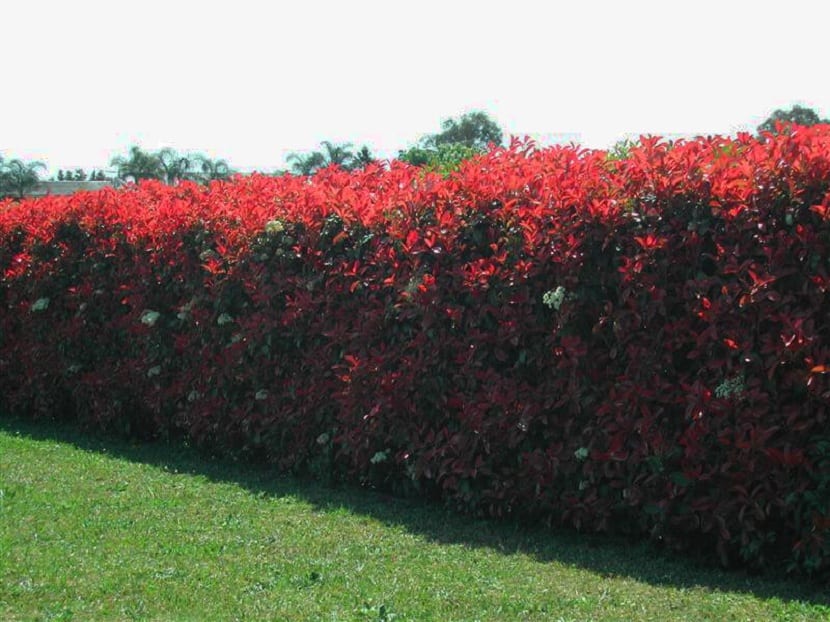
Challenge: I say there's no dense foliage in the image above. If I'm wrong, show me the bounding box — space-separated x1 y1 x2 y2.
2 125 830 578
398 111 502 175
397 142 483 176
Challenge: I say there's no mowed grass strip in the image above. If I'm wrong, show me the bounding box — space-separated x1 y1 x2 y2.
1 418 828 622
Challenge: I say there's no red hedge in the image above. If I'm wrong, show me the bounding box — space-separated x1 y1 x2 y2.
2 127 830 577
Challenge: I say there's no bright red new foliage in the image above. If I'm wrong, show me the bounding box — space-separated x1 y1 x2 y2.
2 126 830 577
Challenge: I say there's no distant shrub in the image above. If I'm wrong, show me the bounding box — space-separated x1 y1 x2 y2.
398 142 482 176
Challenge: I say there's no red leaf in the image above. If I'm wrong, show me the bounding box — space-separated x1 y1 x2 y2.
405 229 419 249
634 234 667 250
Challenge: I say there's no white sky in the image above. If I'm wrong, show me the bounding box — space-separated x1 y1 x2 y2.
3 0 829 176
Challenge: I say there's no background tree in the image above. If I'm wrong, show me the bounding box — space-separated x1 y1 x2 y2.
157 148 194 184
398 111 503 174
397 146 432 167
757 104 829 134
110 146 164 183
73 168 87 181
422 111 503 150
0 157 46 198
110 146 231 184
318 141 354 169
286 141 360 175
398 143 481 177
193 155 233 183
286 151 327 176
351 145 377 169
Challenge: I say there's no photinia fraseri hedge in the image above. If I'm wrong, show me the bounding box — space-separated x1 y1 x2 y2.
2 124 830 578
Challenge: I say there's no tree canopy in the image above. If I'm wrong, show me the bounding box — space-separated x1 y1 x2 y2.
397 111 504 175
193 155 232 182
0 156 46 198
757 104 829 135
110 147 235 184
422 111 503 150
286 142 376 176
57 169 93 182
110 146 164 183
398 143 482 177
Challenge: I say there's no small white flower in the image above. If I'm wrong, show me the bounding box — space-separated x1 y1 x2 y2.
140 310 161 326
30 298 50 312
217 313 233 326
370 450 389 465
147 366 161 378
265 219 285 235
574 447 589 461
316 433 330 445
255 389 269 401
543 286 567 310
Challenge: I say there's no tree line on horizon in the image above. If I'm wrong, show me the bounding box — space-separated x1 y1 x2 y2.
1 105 828 199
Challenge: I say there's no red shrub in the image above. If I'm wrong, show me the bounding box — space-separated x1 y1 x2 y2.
2 128 830 577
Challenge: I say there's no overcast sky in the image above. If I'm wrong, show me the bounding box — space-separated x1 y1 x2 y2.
3 0 829 176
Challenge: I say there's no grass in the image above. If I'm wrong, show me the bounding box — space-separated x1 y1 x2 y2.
1 416 828 621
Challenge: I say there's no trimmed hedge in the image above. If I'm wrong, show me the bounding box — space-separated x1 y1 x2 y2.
2 127 830 577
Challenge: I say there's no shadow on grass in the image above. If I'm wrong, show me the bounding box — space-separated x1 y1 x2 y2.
2 414 828 607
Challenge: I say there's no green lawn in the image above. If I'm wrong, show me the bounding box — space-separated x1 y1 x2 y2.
1 417 828 621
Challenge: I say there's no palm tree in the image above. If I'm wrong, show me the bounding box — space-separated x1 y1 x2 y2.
286 151 327 176
0 158 46 198
319 141 354 169
193 155 233 183
110 146 164 183
286 141 357 176
351 145 377 169
157 148 194 184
